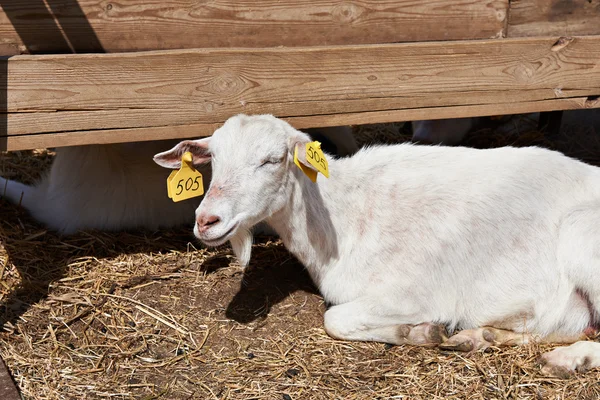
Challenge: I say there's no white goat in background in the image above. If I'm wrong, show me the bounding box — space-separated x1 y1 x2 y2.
0 127 356 235
155 113 600 378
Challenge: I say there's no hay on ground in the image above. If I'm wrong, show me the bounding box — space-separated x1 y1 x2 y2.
1 117 600 399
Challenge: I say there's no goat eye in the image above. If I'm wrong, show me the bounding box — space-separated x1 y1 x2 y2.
259 157 282 167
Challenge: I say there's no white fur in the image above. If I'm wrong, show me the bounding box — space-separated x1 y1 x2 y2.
540 341 600 376
1 128 356 235
1 141 199 234
156 114 600 375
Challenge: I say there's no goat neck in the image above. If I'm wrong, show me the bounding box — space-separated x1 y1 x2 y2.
266 166 341 285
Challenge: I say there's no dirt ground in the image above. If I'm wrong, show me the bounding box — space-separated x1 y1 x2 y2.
2 113 600 399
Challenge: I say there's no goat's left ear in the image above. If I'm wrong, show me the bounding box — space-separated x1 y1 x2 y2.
153 138 212 169
293 141 318 172
286 126 318 171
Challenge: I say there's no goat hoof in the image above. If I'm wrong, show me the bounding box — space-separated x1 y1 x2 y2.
539 362 574 379
424 324 448 344
538 344 595 378
439 337 474 352
482 328 497 343
405 323 448 346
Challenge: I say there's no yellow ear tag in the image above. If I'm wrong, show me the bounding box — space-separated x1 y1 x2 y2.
305 141 329 178
294 141 330 182
166 152 204 202
294 146 318 183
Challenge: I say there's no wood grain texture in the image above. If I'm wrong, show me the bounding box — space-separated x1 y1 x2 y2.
508 0 600 37
5 96 599 151
3 36 600 150
0 0 508 55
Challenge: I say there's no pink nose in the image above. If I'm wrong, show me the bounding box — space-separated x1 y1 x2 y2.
196 214 221 233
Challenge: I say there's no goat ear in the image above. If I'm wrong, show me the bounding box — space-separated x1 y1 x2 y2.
286 126 318 171
294 142 318 175
153 138 212 169
293 142 318 172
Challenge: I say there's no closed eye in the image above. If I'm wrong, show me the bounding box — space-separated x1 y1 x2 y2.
259 157 283 167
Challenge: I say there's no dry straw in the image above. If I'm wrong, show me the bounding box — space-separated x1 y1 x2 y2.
1 116 600 399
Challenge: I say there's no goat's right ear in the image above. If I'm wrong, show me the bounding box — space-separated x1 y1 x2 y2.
153 138 212 169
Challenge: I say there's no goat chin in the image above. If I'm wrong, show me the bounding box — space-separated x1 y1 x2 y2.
230 228 253 269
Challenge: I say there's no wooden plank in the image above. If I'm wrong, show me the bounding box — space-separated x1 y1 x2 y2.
0 0 508 55
2 36 600 150
508 0 600 37
4 96 599 151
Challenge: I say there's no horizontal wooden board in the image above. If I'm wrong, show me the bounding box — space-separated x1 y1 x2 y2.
4 96 599 151
2 36 600 150
508 0 600 37
0 0 508 55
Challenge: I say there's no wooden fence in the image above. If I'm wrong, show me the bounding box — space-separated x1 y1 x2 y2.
0 0 599 150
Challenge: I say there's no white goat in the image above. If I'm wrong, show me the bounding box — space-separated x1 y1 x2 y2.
0 128 356 235
155 113 600 378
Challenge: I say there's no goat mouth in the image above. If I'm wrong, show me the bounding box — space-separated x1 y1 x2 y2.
199 222 239 247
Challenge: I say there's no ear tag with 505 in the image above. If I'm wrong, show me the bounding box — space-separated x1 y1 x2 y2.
167 152 204 202
294 141 330 183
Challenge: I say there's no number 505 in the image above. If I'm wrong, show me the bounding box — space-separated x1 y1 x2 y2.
307 147 326 170
176 176 201 195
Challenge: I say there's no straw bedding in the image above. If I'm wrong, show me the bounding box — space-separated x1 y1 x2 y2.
1 114 600 399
